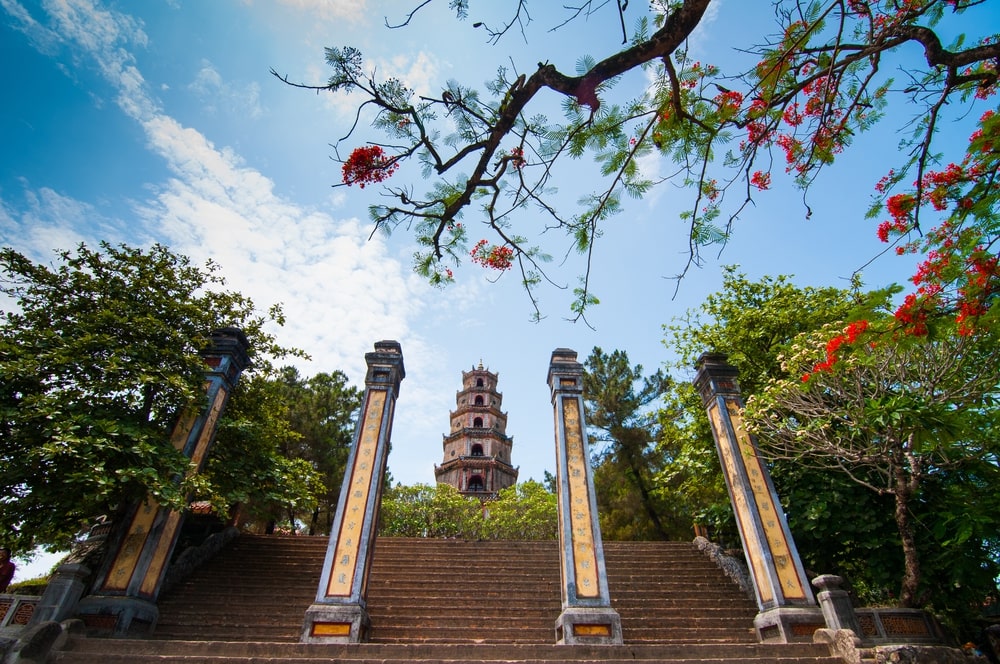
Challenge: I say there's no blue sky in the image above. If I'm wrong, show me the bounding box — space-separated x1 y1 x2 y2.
3 1 995 577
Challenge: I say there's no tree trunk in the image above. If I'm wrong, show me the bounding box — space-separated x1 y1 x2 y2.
893 465 921 607
308 507 320 536
617 435 670 540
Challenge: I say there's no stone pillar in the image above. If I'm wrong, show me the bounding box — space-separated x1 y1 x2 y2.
301 341 404 644
75 328 250 637
693 353 824 643
28 518 113 627
26 563 90 625
547 349 622 645
813 575 861 635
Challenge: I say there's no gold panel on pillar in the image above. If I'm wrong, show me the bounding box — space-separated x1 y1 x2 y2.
190 387 228 469
139 509 183 596
562 398 599 598
325 390 386 597
727 403 807 600
101 498 159 592
707 402 774 605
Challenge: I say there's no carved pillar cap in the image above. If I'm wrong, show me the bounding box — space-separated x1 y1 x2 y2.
364 340 405 392
206 327 251 373
693 351 741 404
811 575 846 591
547 348 583 399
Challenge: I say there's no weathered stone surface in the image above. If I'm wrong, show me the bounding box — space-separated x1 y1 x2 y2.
160 526 239 594
3 620 63 664
875 644 984 663
694 536 754 599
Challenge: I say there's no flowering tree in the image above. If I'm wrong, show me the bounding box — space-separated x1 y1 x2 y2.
743 317 1000 607
274 0 997 322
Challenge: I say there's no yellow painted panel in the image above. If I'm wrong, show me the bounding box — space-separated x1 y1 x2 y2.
169 410 198 451
708 403 773 605
139 509 182 596
574 623 612 637
563 398 599 598
727 403 806 599
190 386 228 470
325 390 386 597
102 498 159 592
311 622 352 636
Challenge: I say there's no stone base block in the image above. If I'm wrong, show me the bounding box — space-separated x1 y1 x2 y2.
555 607 623 645
300 603 369 644
755 606 826 643
29 563 91 626
74 596 158 638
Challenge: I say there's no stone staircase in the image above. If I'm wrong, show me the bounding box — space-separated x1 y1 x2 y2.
54 535 842 663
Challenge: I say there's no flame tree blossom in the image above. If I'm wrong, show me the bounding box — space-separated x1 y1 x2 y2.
745 316 1000 609
277 0 999 324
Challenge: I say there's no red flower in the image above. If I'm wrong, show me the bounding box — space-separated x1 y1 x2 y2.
877 221 892 243
470 239 514 271
809 320 869 375
885 193 915 224
342 145 398 188
750 170 771 190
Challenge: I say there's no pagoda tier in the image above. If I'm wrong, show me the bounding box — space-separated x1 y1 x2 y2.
434 363 518 497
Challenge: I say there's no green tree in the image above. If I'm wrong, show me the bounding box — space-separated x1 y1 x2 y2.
378 481 557 540
278 1 999 326
653 382 734 544
275 367 362 534
744 317 1000 610
481 480 557 540
378 483 482 538
0 242 301 552
657 266 889 544
296 370 363 534
582 347 676 540
209 367 362 535
666 268 875 395
660 269 902 578
208 372 319 535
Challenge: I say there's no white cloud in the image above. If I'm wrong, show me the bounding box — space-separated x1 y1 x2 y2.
376 50 441 99
3 0 499 486
0 185 122 257
275 0 368 24
5 0 433 385
189 60 264 120
1 0 61 54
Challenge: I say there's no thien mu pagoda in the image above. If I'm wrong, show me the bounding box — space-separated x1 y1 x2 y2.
434 362 518 497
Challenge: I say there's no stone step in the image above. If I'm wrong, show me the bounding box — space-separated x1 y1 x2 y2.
151 534 764 649
156 606 754 627
162 578 741 597
56 638 840 663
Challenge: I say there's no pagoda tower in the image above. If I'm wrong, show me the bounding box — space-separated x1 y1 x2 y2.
434 362 519 497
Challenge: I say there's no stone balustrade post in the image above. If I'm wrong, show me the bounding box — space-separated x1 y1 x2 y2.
813 575 862 635
547 348 622 645
75 328 251 637
301 341 404 644
693 353 824 643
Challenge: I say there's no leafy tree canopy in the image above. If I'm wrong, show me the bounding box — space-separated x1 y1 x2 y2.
658 269 905 592
745 313 1000 611
213 366 362 536
0 242 303 552
378 481 557 540
582 347 678 539
277 0 999 326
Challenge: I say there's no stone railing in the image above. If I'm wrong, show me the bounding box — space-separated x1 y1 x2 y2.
0 594 40 635
696 543 946 649
855 607 943 644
